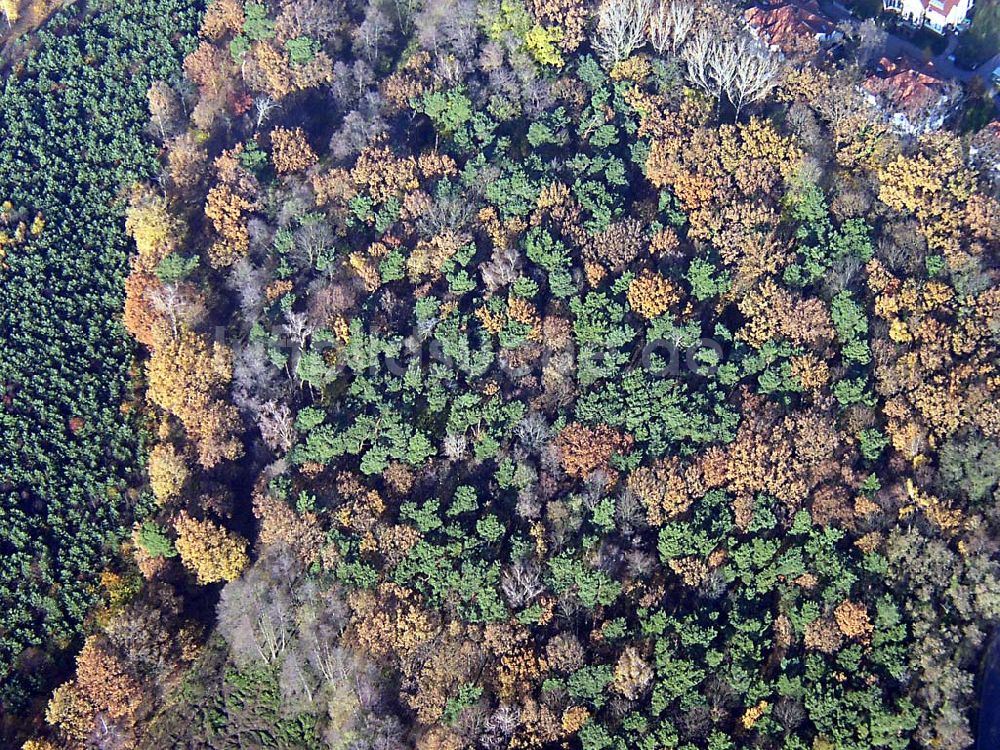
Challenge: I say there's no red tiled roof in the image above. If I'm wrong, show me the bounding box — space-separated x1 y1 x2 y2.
862 57 951 114
923 0 961 19
744 2 838 53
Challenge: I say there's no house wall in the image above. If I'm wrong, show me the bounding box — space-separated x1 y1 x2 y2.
926 0 974 29
883 0 974 31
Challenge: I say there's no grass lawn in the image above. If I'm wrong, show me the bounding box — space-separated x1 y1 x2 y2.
956 0 1000 68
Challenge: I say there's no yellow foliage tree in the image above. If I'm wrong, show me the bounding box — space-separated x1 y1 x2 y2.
612 646 653 700
125 187 183 270
173 511 249 583
148 441 190 503
22 740 59 750
147 327 243 468
626 458 691 525
45 682 92 741
1 0 19 27
626 270 680 320
878 135 976 258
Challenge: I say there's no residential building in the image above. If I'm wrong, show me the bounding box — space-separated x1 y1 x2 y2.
882 0 975 34
861 56 960 133
744 0 843 56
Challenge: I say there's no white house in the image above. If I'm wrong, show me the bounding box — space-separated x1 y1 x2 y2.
882 0 975 34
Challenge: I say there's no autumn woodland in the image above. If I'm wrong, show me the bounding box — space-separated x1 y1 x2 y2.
2 0 1000 748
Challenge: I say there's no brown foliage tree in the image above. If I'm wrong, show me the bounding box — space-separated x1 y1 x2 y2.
244 41 295 100
200 0 244 39
833 600 873 640
270 126 319 175
205 183 254 268
253 487 325 564
166 132 209 193
123 269 162 348
555 423 633 480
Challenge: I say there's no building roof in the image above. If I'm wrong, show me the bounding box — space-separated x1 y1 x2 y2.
862 56 953 115
923 0 962 20
743 1 838 54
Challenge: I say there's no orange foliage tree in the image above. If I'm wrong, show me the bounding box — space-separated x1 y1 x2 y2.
270 126 319 175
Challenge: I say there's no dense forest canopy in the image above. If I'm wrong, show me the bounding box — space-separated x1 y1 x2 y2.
4 0 1000 749
0 0 200 721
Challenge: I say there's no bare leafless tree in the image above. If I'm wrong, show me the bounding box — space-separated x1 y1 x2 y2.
515 411 551 454
852 18 887 68
280 647 319 707
257 400 295 454
648 0 695 55
217 564 297 666
148 81 184 141
227 257 268 323
683 30 779 119
88 713 130 750
329 99 390 161
592 0 653 66
480 705 521 750
297 590 352 689
501 560 545 607
232 341 287 412
253 96 282 130
709 39 740 101
293 219 335 269
681 28 721 98
282 310 314 360
274 0 345 43
353 3 391 64
443 432 468 462
729 37 781 120
150 283 207 338
414 193 476 236
480 245 521 292
392 0 419 33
